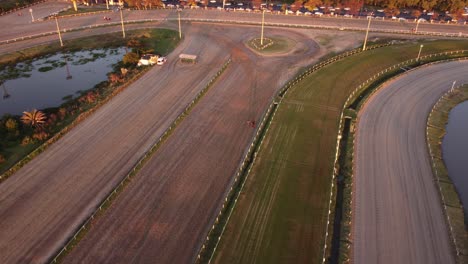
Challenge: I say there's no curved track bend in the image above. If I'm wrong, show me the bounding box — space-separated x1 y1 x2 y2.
353 60 468 264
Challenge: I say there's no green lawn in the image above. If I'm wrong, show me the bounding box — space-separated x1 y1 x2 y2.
212 40 468 264
57 6 109 16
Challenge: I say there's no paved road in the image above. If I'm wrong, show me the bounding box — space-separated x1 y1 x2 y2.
353 60 468 264
0 5 467 42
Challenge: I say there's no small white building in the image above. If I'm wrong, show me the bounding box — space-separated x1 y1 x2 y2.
179 54 197 63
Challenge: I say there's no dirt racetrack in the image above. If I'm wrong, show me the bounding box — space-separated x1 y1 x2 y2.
0 23 329 263
0 25 231 263
353 60 468 264
63 26 321 263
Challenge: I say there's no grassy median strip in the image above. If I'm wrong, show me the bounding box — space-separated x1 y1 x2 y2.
50 58 232 263
207 40 468 264
427 85 468 264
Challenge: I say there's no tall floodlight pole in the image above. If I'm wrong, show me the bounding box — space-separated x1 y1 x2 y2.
55 16 64 46
362 16 371 51
416 44 423 61
29 8 34 22
178 10 182 39
261 9 265 45
222 0 225 9
415 19 420 33
106 0 109 9
451 80 456 92
119 7 126 38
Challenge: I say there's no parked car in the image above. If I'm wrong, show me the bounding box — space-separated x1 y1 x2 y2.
138 54 159 66
157 57 167 65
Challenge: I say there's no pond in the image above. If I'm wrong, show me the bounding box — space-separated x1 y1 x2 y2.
442 100 468 218
0 47 126 116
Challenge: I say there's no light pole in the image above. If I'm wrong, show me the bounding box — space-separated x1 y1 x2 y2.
415 19 420 33
55 16 64 47
178 9 182 39
29 8 34 22
106 0 109 10
362 16 371 51
450 80 456 92
119 7 126 38
222 0 225 9
260 9 265 45
416 44 423 61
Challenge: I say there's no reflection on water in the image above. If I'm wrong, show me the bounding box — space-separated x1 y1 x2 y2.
0 47 126 116
442 101 468 218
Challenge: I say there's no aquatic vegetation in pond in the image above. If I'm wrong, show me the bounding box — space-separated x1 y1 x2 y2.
0 47 127 116
38 66 54 72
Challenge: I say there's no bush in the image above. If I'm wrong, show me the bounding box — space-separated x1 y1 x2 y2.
5 118 18 132
123 52 139 66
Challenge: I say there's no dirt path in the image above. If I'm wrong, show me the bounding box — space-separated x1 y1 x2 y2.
353 61 468 264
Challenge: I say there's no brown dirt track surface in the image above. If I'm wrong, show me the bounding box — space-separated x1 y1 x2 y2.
63 26 321 263
0 25 230 263
3 2 465 263
353 61 468 264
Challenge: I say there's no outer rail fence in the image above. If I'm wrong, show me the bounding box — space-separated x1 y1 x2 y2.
335 51 468 263
48 58 232 264
194 42 391 264
1 15 468 46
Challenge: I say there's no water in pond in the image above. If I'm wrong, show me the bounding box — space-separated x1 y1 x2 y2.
0 47 126 116
442 100 468 218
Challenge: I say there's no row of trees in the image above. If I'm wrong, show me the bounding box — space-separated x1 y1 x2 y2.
363 0 466 13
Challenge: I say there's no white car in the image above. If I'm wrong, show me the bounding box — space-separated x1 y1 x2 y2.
157 57 167 65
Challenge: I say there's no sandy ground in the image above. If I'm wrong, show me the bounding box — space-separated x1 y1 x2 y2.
353 60 468 264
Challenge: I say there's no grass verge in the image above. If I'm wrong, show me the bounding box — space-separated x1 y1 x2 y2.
207 40 468 264
56 6 110 17
426 85 468 264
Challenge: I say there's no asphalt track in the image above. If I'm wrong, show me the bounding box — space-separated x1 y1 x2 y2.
353 60 468 264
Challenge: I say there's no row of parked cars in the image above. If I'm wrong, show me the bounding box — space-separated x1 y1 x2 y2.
137 54 167 66
161 0 467 23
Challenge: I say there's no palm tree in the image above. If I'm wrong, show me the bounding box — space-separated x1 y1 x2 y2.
21 109 47 127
